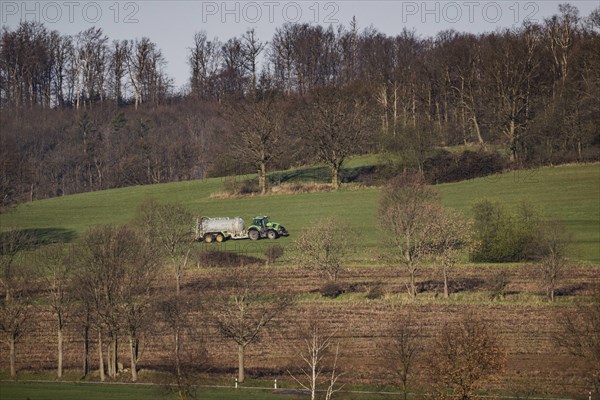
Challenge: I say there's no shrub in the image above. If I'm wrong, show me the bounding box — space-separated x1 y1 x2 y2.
365 282 384 300
264 245 284 265
320 282 344 298
197 249 262 268
424 149 509 184
430 313 506 398
270 182 332 194
470 200 542 263
223 177 260 195
488 270 510 301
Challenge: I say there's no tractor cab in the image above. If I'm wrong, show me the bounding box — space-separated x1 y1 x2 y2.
251 216 269 231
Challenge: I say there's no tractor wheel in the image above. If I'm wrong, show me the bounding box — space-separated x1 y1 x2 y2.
249 230 260 241
267 230 278 240
204 235 214 243
215 233 224 243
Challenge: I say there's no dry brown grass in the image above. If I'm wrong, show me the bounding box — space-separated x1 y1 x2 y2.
209 182 373 199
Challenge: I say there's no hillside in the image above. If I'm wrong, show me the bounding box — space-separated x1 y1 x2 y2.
1 163 599 263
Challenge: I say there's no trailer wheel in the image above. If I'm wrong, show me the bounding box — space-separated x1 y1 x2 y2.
249 230 260 241
204 235 213 243
267 230 278 240
215 233 224 243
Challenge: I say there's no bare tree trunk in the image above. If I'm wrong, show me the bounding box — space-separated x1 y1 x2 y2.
258 163 267 194
331 164 340 190
129 334 138 382
376 84 388 134
238 343 246 383
83 324 89 377
98 331 105 381
411 92 417 128
111 336 118 378
9 336 16 379
57 327 63 378
393 83 399 136
174 299 182 379
472 115 485 149
311 355 317 400
435 101 443 140
107 342 113 377
175 249 190 297
406 247 417 299
325 344 343 400
409 270 416 299
508 118 517 164
443 268 449 299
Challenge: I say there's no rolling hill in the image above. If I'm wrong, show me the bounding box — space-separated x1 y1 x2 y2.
1 162 598 263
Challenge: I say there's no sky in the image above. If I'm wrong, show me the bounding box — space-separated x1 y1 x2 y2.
2 1 599 89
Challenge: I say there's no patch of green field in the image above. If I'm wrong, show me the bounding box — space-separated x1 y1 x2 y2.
0 381 402 400
0 381 306 400
439 163 600 263
1 163 598 263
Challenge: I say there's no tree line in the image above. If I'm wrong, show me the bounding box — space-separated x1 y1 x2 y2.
1 4 599 207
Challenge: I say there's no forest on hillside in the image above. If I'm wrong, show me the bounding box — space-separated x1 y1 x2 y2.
1 4 599 206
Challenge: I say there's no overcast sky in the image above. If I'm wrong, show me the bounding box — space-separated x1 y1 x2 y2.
2 1 599 89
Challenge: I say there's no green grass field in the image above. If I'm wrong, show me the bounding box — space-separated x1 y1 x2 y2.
0 381 303 400
1 162 598 263
0 381 405 400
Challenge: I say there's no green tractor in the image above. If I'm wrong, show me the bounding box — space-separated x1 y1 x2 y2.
247 216 288 241
194 215 288 243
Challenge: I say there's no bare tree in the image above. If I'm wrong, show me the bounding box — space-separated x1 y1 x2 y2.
537 219 571 302
188 31 221 99
120 241 160 382
302 87 369 189
555 284 600 394
109 40 128 105
220 37 247 98
378 174 440 298
75 225 157 381
0 230 32 301
72 300 93 378
270 24 297 95
134 199 194 380
288 319 345 400
294 218 351 284
0 229 33 379
134 199 193 295
209 265 292 383
482 28 541 164
156 294 207 400
228 93 284 194
444 33 487 147
0 262 34 379
430 313 506 399
380 313 422 400
241 28 266 95
125 38 170 109
74 27 108 109
429 209 472 298
39 245 72 379
546 4 580 92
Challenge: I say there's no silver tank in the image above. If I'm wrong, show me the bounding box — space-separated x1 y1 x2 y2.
201 217 245 234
